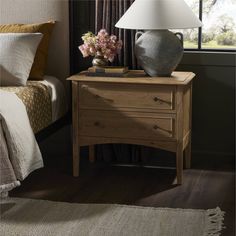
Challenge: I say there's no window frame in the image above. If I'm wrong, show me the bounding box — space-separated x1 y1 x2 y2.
184 0 236 52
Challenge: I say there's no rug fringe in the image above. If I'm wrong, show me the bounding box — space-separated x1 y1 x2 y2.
204 207 225 236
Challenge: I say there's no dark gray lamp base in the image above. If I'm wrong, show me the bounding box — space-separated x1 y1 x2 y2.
135 30 183 77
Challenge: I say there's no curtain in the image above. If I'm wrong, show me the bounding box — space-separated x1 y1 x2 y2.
95 0 161 164
95 0 137 69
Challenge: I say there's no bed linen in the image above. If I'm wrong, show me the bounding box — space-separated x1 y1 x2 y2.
0 76 67 197
0 33 43 86
0 76 67 133
0 81 52 133
40 75 67 122
0 91 43 198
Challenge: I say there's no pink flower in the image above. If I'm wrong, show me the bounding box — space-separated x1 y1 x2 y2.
110 35 117 42
98 29 108 38
78 29 123 61
89 46 96 54
79 44 89 57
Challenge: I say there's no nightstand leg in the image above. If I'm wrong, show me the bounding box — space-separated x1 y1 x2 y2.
89 145 95 163
185 140 191 169
176 143 183 185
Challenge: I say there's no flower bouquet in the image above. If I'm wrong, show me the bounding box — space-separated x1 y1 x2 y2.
78 29 122 67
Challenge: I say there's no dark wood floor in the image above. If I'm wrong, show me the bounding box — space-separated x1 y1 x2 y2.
10 125 235 236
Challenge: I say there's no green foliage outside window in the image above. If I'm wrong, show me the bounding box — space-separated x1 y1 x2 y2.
182 0 236 50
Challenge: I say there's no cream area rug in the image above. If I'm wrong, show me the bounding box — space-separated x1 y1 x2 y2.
0 198 224 236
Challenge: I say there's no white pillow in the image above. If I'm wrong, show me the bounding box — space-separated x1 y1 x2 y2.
0 33 42 86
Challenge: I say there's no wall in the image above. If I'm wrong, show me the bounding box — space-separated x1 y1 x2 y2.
178 52 235 159
1 0 70 84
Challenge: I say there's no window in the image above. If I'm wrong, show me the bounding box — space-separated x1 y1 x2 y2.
180 0 236 51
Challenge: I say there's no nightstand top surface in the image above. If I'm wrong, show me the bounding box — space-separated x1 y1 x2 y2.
67 70 195 85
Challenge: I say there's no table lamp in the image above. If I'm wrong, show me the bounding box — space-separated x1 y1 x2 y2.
115 0 202 77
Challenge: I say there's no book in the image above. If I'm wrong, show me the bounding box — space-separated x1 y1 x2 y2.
88 66 129 74
86 71 129 77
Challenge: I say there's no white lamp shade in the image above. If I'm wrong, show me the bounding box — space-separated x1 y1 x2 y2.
115 0 202 30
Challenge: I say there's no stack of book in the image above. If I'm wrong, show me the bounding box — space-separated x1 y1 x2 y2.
86 66 129 77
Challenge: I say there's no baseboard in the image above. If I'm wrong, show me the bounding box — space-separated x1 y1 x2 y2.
192 149 235 159
191 149 235 171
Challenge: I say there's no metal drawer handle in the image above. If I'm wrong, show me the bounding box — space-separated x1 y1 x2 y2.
153 125 172 134
153 97 164 104
153 97 171 105
94 94 114 103
153 97 160 102
153 125 159 130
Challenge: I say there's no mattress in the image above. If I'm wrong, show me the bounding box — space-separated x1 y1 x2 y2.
0 76 67 133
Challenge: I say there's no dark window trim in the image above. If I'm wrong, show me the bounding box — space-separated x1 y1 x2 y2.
198 0 203 50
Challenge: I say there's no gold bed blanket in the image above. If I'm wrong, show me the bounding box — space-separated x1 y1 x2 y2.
0 81 52 133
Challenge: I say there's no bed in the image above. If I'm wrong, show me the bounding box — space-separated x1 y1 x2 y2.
0 0 70 197
1 76 67 133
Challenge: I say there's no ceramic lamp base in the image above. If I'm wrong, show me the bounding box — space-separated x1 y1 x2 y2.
135 30 183 77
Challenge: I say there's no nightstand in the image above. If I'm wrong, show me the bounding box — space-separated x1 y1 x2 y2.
67 70 195 184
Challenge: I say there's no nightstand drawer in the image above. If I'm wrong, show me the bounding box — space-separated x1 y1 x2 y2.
79 82 175 111
79 110 175 140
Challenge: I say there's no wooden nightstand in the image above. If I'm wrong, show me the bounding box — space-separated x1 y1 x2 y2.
68 70 195 184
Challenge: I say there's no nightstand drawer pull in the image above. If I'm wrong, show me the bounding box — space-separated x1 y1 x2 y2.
153 97 160 102
153 124 172 134
153 97 171 105
94 94 114 103
153 125 159 130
